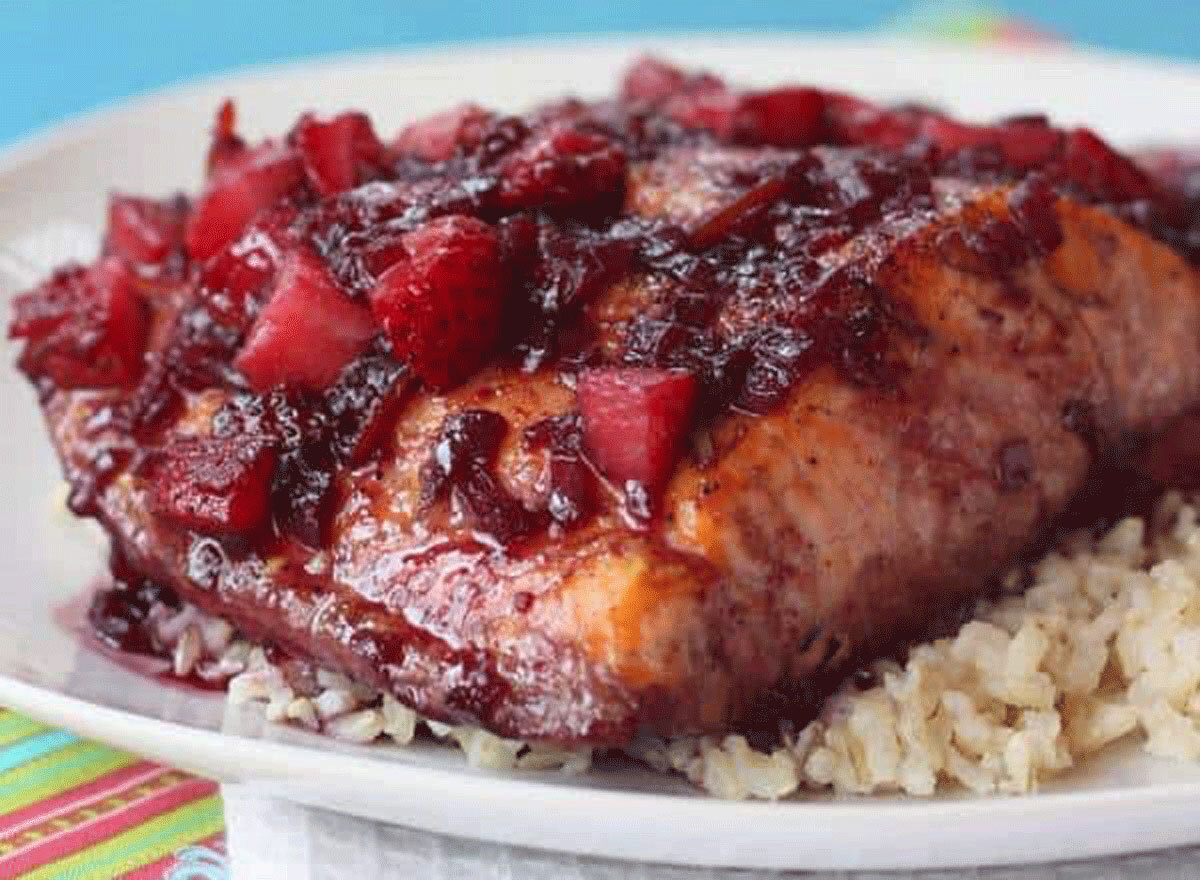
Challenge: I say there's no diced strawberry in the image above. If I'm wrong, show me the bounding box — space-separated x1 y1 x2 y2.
495 124 626 212
576 367 697 498
294 112 387 196
619 57 736 136
185 143 305 262
920 116 1063 170
199 216 289 305
663 80 826 147
823 92 921 149
1062 128 1156 202
732 87 826 147
355 225 413 279
146 434 276 534
995 119 1063 170
10 257 147 388
1135 147 1200 194
234 248 377 392
664 89 740 137
196 204 300 336
393 104 494 161
620 57 689 103
105 194 187 265
620 56 728 107
9 267 85 341
920 116 997 154
368 215 503 388
206 99 248 178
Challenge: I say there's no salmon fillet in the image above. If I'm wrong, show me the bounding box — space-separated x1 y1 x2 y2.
15 63 1200 745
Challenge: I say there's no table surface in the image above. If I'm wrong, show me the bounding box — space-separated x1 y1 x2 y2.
1 0 1197 147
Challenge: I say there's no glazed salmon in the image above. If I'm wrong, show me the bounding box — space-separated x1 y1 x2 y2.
14 61 1200 745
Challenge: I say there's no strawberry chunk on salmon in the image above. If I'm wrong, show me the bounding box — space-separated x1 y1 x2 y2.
234 248 376 392
146 435 277 534
577 367 698 497
392 104 493 161
294 112 388 196
105 195 187 266
185 143 305 261
368 215 503 388
10 257 147 388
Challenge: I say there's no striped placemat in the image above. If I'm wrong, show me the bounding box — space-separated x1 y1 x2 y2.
0 711 226 880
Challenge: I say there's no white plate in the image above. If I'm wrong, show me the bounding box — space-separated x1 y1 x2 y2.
2 35 1200 873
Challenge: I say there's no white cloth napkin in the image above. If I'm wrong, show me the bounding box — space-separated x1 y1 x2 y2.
221 783 1200 880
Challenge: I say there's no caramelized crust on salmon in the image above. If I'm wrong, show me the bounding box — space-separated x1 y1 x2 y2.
14 61 1200 745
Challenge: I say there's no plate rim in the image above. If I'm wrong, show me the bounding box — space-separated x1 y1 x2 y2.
3 30 1199 160
3 34 1200 871
7 673 1200 871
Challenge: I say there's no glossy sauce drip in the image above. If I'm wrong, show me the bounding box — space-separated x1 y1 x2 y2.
75 550 227 692
420 409 548 543
86 577 178 656
523 413 597 529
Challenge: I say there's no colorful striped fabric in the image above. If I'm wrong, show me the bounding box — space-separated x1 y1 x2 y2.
0 710 227 880
887 0 1062 45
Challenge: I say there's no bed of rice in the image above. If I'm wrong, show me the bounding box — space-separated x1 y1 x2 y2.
139 491 1200 800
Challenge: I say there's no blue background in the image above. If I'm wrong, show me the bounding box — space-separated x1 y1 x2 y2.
2 1 1196 146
